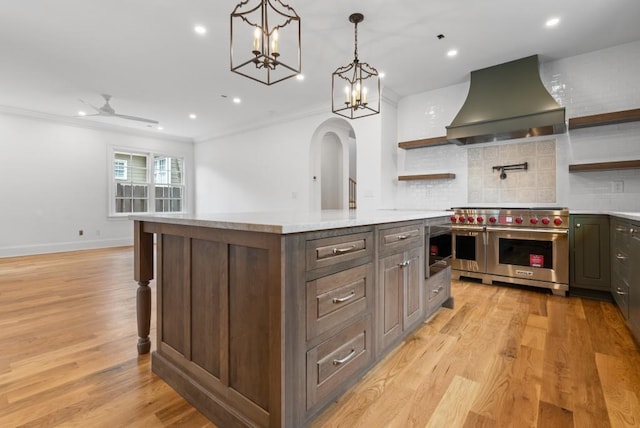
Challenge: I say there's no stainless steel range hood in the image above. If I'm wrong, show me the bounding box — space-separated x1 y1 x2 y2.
446 55 566 145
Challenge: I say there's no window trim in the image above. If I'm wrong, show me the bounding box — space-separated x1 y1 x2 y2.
108 146 187 218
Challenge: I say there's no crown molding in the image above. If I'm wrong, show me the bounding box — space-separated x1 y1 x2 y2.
195 88 399 144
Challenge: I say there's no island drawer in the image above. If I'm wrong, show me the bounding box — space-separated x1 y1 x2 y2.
306 231 373 271
378 222 423 255
426 267 450 310
306 263 373 341
306 316 372 411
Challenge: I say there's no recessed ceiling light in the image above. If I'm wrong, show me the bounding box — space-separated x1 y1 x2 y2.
194 25 207 35
233 97 241 104
447 49 458 57
158 126 164 131
77 110 87 116
189 113 197 120
546 17 560 27
296 74 305 81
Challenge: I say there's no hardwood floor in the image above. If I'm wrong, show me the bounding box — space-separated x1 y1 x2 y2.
1 247 639 427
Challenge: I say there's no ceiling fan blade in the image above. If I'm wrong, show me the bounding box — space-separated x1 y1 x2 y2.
78 98 101 113
113 113 159 124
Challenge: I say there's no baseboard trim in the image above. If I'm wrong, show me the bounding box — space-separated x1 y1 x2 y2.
0 238 133 258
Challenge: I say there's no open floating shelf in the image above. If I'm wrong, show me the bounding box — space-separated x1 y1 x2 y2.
398 173 456 181
568 159 640 172
568 108 640 130
398 135 450 149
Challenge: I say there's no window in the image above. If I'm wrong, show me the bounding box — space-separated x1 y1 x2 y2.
114 159 128 180
153 155 184 213
111 150 185 216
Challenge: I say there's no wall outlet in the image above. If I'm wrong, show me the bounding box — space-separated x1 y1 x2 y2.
611 181 624 193
78 229 84 236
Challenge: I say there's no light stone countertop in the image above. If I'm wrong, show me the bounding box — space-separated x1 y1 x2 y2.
569 211 640 222
130 209 453 234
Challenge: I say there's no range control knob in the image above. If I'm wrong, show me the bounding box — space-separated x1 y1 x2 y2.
467 216 475 223
530 217 539 225
450 215 457 223
489 216 497 223
458 216 466 223
515 217 524 224
541 217 550 225
477 216 484 223
554 218 563 226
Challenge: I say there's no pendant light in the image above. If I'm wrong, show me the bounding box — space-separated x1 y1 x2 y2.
332 13 380 119
230 0 301 85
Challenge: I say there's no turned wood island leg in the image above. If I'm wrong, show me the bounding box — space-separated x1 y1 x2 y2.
136 281 151 353
134 221 154 354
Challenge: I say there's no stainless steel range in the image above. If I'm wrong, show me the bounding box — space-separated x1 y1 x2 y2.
450 207 569 296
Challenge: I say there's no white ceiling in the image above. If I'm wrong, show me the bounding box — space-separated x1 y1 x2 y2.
2 0 640 141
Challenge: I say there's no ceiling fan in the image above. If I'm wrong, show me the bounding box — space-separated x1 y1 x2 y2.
78 94 158 124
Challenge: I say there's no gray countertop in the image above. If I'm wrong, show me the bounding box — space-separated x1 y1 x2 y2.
130 209 452 234
570 211 640 222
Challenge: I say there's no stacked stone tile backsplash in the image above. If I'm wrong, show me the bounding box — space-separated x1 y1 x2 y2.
468 140 556 203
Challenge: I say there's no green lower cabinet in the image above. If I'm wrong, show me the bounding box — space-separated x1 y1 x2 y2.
570 215 610 291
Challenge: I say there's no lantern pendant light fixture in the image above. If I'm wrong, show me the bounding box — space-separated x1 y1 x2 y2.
230 0 301 85
332 13 380 119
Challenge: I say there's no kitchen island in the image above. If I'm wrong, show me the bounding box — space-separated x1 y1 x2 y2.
131 210 453 428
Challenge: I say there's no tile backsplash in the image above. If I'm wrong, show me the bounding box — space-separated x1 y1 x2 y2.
468 140 556 203
395 40 640 212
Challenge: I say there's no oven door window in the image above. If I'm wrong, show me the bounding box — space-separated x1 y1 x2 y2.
498 238 553 269
455 235 477 261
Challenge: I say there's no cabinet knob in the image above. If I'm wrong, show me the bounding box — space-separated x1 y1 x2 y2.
576 223 581 228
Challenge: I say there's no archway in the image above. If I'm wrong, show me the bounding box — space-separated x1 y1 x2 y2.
309 118 357 211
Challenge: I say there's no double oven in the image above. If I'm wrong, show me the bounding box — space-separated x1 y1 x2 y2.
450 207 569 296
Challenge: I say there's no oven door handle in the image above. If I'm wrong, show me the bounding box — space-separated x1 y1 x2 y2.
486 227 568 235
452 226 486 232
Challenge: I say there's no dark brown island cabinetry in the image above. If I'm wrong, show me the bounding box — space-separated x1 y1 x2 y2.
570 214 610 293
132 214 452 427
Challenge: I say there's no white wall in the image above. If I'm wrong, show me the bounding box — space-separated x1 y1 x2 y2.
194 110 383 214
0 113 194 257
394 40 640 211
320 133 343 209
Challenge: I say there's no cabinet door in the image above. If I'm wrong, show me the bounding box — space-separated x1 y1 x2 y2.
403 246 423 329
571 215 610 291
379 252 403 349
611 219 631 317
629 225 640 341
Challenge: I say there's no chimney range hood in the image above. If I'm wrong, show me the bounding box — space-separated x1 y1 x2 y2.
446 55 566 145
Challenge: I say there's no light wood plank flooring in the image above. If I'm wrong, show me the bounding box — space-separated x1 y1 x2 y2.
1 247 639 427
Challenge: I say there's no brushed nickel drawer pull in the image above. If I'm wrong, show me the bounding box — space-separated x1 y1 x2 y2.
332 245 356 255
332 291 355 304
616 288 628 296
399 260 411 267
433 286 444 295
615 226 628 232
616 253 627 260
333 349 356 365
397 234 408 240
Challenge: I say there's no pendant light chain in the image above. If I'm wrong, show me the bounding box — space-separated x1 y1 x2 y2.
353 20 359 62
